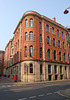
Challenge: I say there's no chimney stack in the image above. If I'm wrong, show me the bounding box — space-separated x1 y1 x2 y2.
53 17 56 22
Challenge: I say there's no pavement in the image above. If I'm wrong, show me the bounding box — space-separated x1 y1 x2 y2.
58 88 70 98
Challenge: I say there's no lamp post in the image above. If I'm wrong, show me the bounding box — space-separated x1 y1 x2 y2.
64 7 70 14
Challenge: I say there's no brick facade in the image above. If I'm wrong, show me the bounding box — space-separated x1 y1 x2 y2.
4 11 70 82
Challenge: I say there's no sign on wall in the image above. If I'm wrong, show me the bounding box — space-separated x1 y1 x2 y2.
24 64 28 74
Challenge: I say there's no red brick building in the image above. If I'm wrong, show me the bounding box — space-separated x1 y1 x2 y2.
4 11 70 82
68 28 70 63
0 51 5 75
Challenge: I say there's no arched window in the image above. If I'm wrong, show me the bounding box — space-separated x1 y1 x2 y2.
30 63 33 73
30 46 33 57
30 19 33 27
47 36 50 44
25 46 27 57
47 49 50 59
25 19 28 27
25 32 27 41
30 32 33 41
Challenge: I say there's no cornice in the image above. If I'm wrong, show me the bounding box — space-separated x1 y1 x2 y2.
13 11 68 35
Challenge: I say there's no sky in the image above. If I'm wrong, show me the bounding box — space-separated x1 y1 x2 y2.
0 0 70 50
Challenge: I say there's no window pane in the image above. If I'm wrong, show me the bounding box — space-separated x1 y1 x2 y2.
39 22 41 29
40 64 42 74
25 46 27 57
47 37 50 44
46 25 49 32
59 52 61 61
48 65 51 73
52 27 54 34
25 20 28 27
60 66 62 73
25 33 27 41
54 50 56 60
57 30 59 36
30 32 33 41
30 46 33 57
30 19 33 27
48 49 50 59
53 39 55 46
64 53 65 61
54 65 57 73
40 34 42 42
30 64 33 73
67 44 68 51
61 32 63 38
40 48 42 58
62 42 64 49
58 40 60 48
66 34 67 40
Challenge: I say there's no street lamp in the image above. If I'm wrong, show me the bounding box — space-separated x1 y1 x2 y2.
64 7 70 14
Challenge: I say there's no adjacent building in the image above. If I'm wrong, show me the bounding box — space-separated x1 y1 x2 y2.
0 51 5 75
4 11 70 82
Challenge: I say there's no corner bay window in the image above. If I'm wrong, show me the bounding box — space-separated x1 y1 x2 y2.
25 46 27 57
25 32 27 41
30 19 33 27
30 32 33 41
25 19 28 27
30 46 33 57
